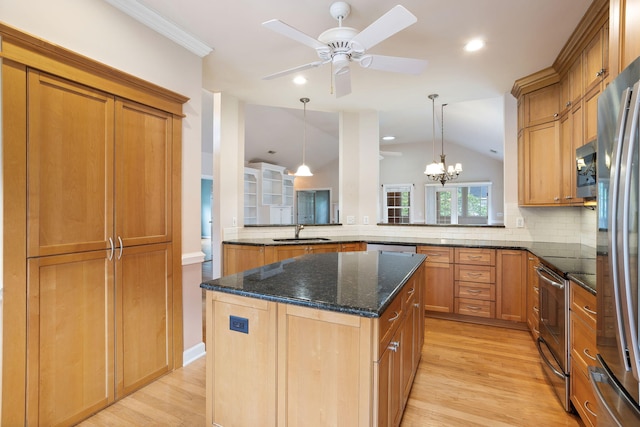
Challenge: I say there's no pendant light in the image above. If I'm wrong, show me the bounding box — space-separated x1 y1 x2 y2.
424 94 462 185
294 97 313 177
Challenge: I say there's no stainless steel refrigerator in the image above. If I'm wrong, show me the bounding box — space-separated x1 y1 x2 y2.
590 55 640 425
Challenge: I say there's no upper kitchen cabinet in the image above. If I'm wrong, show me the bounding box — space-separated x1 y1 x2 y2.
512 0 608 207
609 0 640 78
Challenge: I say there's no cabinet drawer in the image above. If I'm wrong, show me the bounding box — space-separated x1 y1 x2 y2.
455 265 495 283
455 248 496 266
455 281 495 301
455 298 495 318
417 246 453 264
378 294 403 355
571 283 597 328
571 368 597 427
571 313 597 374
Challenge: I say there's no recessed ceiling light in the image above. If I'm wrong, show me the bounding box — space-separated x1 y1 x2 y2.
464 38 485 52
293 76 307 85
382 136 395 141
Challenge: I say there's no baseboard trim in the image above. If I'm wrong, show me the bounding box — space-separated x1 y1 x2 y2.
183 342 206 366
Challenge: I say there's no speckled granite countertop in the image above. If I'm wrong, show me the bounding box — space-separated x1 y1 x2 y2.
223 236 597 294
201 251 426 318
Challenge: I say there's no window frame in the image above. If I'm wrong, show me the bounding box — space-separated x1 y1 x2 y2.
424 181 491 225
381 183 414 224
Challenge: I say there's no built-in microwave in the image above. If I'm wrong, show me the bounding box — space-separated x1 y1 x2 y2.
576 141 596 198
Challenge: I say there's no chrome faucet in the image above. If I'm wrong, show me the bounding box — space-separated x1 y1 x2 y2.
294 224 304 239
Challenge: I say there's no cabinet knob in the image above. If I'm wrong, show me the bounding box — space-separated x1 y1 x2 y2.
596 68 605 77
566 101 571 108
553 113 559 118
565 196 573 200
388 341 399 352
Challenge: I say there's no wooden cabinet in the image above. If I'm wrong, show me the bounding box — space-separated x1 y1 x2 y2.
223 242 364 275
24 70 179 425
584 22 609 94
569 282 598 426
610 0 639 77
496 250 527 322
205 264 424 427
520 120 562 205
526 255 540 340
417 246 454 313
454 248 496 318
522 84 561 127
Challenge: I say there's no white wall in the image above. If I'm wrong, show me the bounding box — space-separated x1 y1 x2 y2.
379 141 504 224
1 0 205 360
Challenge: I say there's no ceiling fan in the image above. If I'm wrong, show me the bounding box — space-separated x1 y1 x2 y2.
262 2 428 97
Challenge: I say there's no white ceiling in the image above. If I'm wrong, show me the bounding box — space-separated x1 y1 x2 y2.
133 0 592 168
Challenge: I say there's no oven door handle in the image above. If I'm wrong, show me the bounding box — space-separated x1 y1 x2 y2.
535 266 564 289
536 337 565 379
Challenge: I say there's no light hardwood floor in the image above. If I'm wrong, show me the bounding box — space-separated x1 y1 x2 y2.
79 318 583 426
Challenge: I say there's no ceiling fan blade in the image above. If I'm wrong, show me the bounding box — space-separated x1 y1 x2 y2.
262 61 326 80
349 5 417 52
262 19 326 50
334 67 351 98
359 54 428 74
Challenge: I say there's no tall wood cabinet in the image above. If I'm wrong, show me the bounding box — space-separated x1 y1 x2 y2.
2 25 186 427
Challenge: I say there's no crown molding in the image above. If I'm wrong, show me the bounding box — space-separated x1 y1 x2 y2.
103 0 213 58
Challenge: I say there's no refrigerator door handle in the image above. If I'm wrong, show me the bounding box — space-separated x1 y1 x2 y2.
620 81 640 381
589 363 640 426
610 86 634 373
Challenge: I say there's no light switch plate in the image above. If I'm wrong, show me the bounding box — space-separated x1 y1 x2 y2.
516 217 524 228
347 215 355 225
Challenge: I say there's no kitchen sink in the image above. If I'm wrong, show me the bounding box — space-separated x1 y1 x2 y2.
272 237 331 242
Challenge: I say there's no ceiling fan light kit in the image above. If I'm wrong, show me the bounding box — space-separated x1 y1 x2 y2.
262 2 428 97
424 94 462 186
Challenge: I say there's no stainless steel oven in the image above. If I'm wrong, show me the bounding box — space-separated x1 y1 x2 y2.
536 263 571 412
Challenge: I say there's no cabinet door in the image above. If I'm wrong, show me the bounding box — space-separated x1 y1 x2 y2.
522 121 561 204
27 251 115 426
115 99 173 247
423 263 454 313
116 243 173 398
377 327 403 427
223 244 265 275
27 71 114 257
523 84 560 127
584 24 607 94
622 0 640 70
496 250 527 322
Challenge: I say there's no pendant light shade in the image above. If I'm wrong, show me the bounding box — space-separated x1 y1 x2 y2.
295 97 313 177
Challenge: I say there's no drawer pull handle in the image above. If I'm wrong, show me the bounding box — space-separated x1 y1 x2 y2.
408 287 415 295
466 255 482 259
467 289 482 294
583 348 597 361
533 328 539 334
583 305 597 315
534 286 539 293
584 400 597 417
533 306 539 314
388 311 400 322
466 305 482 311
466 272 483 278
427 253 441 257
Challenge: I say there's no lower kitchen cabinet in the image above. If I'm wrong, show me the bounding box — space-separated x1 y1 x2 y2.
569 281 598 426
26 243 173 426
264 243 340 264
223 243 265 275
496 250 527 322
526 254 540 339
205 264 424 427
417 246 454 313
454 248 496 318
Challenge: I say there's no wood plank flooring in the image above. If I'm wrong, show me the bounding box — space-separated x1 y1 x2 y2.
79 318 583 426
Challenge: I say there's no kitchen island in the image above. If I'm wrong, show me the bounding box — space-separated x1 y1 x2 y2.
201 250 426 427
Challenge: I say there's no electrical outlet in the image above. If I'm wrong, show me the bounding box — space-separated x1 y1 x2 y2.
232 216 237 226
363 216 369 225
516 217 524 228
229 315 249 334
347 215 355 225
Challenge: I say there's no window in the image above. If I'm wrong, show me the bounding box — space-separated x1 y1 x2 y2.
425 182 491 225
382 184 413 224
296 189 331 224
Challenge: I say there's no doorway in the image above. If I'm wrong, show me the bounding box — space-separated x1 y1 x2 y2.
296 189 331 224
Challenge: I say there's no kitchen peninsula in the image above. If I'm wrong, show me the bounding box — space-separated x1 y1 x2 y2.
201 251 426 427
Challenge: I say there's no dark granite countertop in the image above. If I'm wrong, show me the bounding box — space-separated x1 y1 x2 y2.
223 235 597 293
201 251 426 318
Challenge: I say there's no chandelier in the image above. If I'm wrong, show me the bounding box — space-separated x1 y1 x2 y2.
424 94 462 185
